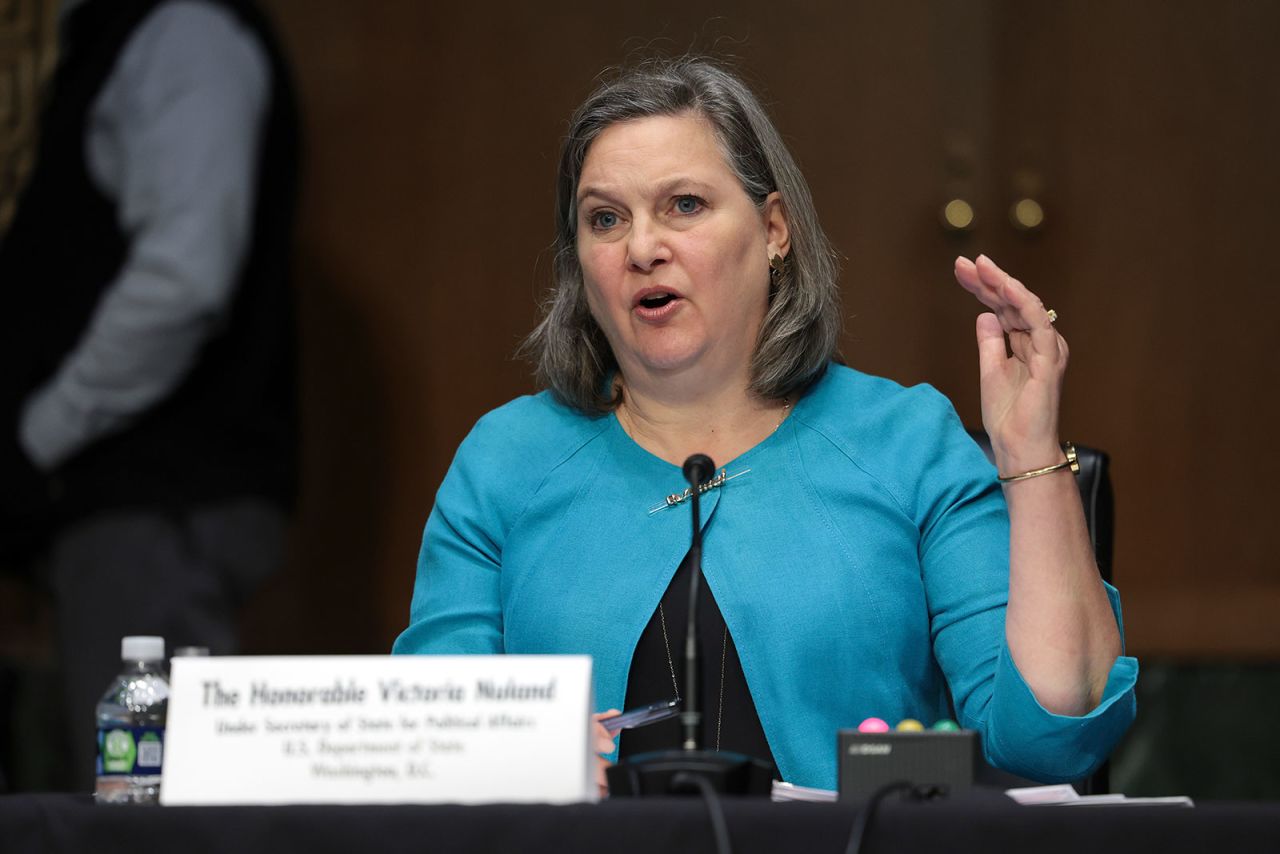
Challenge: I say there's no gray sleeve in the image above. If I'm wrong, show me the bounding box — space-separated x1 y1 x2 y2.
18 0 270 470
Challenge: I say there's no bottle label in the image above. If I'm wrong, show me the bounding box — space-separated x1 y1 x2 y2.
97 726 164 775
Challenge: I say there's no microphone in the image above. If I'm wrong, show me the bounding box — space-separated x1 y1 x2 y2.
679 454 715 751
682 453 715 489
605 452 773 797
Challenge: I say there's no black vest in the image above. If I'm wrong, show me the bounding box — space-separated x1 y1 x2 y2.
0 0 299 521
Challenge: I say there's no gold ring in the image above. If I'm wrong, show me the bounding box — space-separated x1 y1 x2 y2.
1047 309 1058 324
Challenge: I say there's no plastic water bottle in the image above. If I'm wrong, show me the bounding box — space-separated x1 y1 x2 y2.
95 636 169 804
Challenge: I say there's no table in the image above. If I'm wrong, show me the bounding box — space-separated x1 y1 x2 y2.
2 790 1277 854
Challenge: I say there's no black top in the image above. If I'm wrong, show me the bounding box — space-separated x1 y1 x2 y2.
618 550 778 776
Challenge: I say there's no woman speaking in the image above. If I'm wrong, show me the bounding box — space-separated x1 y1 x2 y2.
393 58 1136 791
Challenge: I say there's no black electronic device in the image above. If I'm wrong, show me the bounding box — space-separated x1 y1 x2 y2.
837 729 978 800
601 699 681 735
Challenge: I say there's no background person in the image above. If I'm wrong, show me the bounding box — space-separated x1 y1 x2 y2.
0 0 299 790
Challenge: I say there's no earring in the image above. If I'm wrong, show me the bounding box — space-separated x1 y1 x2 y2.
769 254 786 278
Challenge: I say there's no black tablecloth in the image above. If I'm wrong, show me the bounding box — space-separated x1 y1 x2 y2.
2 790 1277 854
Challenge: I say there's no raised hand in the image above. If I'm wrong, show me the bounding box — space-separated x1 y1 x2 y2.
955 255 1122 717
953 254 1067 474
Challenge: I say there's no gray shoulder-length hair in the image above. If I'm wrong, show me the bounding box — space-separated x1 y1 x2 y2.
522 57 842 414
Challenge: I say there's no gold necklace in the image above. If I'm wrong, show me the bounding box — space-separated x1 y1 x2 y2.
648 395 791 750
657 603 729 752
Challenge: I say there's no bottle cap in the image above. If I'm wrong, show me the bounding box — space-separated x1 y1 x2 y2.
172 646 210 657
121 636 165 661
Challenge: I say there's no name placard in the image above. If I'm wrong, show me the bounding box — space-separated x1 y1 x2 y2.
160 655 594 805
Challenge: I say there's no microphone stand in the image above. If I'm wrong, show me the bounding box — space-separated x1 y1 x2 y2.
606 454 773 797
681 454 708 751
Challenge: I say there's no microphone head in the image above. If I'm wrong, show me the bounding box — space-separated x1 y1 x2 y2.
682 453 716 487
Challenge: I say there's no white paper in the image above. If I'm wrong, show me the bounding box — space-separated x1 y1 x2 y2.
1057 795 1195 807
1006 785 1194 808
771 781 837 803
1005 784 1080 805
160 655 594 806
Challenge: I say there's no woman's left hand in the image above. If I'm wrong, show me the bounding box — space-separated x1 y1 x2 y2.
955 255 1122 715
953 255 1066 471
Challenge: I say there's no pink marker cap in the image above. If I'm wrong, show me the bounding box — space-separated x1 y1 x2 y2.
857 717 890 733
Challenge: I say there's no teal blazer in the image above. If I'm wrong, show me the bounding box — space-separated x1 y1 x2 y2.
393 364 1137 789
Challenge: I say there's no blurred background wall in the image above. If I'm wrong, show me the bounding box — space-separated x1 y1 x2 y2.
239 0 1280 656
3 0 1278 796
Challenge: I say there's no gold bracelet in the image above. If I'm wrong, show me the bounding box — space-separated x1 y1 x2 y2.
997 442 1080 483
